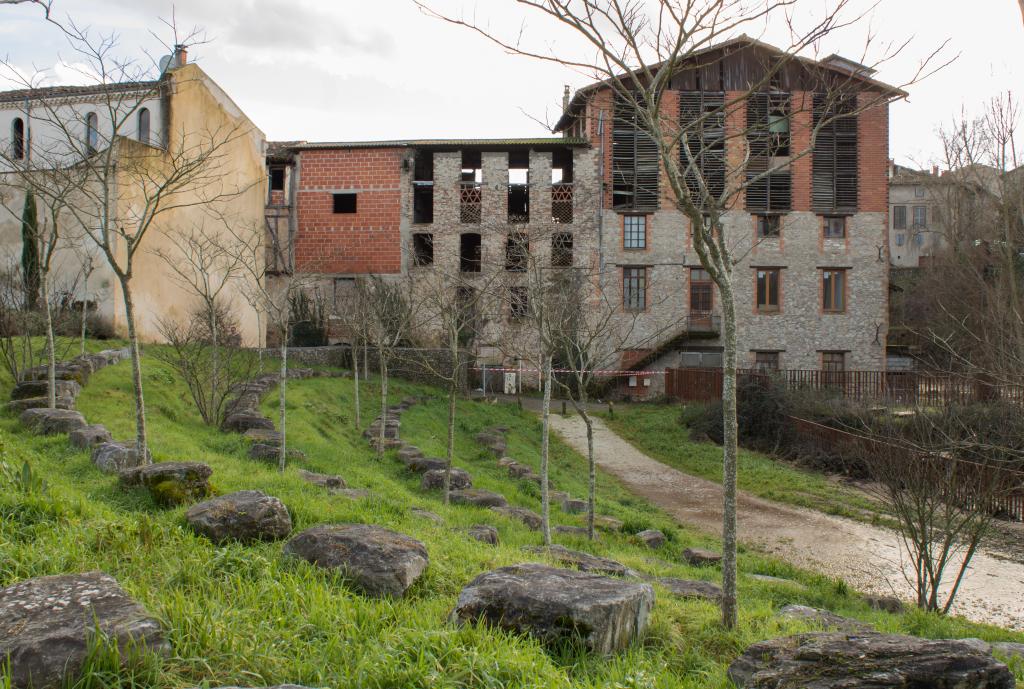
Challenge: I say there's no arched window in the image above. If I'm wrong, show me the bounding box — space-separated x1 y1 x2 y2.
11 117 25 160
137 108 150 145
84 111 98 153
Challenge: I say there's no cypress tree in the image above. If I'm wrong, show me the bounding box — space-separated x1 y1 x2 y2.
20 192 40 311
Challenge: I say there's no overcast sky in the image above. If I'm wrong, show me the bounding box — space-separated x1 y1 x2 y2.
1 0 1020 167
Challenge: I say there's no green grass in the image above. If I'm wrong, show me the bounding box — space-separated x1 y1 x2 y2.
1 350 1021 688
601 403 885 523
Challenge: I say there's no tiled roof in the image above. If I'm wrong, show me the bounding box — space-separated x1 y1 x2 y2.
0 81 160 104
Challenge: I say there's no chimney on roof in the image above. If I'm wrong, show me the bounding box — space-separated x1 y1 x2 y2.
563 85 571 113
932 165 939 176
173 44 188 67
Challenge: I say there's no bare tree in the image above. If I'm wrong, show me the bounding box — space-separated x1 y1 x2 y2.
420 0 945 628
73 244 99 356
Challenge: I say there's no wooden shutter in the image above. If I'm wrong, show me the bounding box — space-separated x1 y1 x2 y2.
812 94 858 213
745 92 791 212
613 93 660 211
678 91 725 207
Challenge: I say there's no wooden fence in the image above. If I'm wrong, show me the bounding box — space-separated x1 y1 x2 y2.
788 415 1024 522
665 367 1024 406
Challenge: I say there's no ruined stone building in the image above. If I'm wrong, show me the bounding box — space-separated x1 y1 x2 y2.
266 37 902 395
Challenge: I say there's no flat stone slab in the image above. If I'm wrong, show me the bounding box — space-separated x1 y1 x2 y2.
635 529 665 549
449 489 508 508
467 524 499 545
119 461 213 506
19 408 87 435
298 470 346 489
777 604 871 632
11 379 81 400
284 524 428 598
6 396 76 413
186 490 292 544
491 506 542 530
594 516 624 532
91 442 153 474
420 468 472 491
728 632 1014 689
656 578 723 602
249 443 305 462
243 428 282 445
450 563 654 655
68 424 112 449
222 413 275 433
682 547 722 566
561 498 587 514
403 456 449 473
524 545 633 577
0 571 167 689
397 445 424 462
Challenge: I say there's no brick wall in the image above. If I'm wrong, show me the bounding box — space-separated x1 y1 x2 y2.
294 147 405 274
790 91 813 212
857 92 890 213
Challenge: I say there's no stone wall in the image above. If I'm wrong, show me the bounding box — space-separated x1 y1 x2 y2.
270 346 470 391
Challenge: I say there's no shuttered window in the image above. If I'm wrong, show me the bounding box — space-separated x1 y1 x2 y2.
678 91 725 207
812 94 858 213
613 93 660 211
745 92 792 212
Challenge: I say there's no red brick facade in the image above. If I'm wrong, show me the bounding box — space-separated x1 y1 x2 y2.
294 147 404 274
857 92 890 213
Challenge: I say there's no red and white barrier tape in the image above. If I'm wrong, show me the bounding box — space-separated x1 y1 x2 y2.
470 366 662 377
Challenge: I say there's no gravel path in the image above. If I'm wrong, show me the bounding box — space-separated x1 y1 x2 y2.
549 413 1024 630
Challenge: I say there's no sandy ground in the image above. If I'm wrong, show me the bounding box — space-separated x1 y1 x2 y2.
548 413 1024 630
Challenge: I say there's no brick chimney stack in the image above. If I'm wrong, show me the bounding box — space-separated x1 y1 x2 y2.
563 85 571 112
173 44 188 67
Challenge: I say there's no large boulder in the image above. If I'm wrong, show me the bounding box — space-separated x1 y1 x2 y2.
681 547 722 566
243 428 282 445
298 470 346 490
728 632 1014 689
475 431 507 456
91 442 152 473
119 462 213 506
249 443 305 462
11 379 81 400
19 408 87 435
5 396 76 413
186 491 292 544
449 489 508 508
0 571 167 689
68 424 113 449
451 563 654 655
397 445 424 462
561 498 587 514
490 506 542 531
403 456 449 473
635 529 666 549
523 545 633 577
284 524 428 598
467 524 499 545
420 468 472 491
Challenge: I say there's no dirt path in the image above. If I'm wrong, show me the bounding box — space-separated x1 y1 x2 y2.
549 413 1024 630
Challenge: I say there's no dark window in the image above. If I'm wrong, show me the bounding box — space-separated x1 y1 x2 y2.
623 215 647 249
414 150 434 181
690 267 713 314
822 269 846 312
413 149 434 224
823 216 846 239
679 91 725 207
746 92 792 212
755 269 780 312
551 232 573 267
623 266 647 311
756 215 780 238
509 286 529 320
893 205 906 229
412 233 433 266
269 167 285 191
508 150 529 223
332 193 357 213
505 232 529 271
84 111 98 153
912 205 927 228
754 351 780 371
812 94 858 212
821 351 846 375
914 186 925 198
612 93 659 211
460 233 481 273
137 107 150 144
11 117 25 160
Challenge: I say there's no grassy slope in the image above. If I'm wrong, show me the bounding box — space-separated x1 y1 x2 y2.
1 353 1021 688
601 404 883 523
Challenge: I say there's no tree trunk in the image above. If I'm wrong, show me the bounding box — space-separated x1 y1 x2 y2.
377 356 388 460
278 338 287 473
41 271 57 409
540 354 553 546
121 280 149 463
443 381 456 505
719 279 739 630
79 271 88 357
352 342 361 428
210 299 219 426
583 408 596 540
